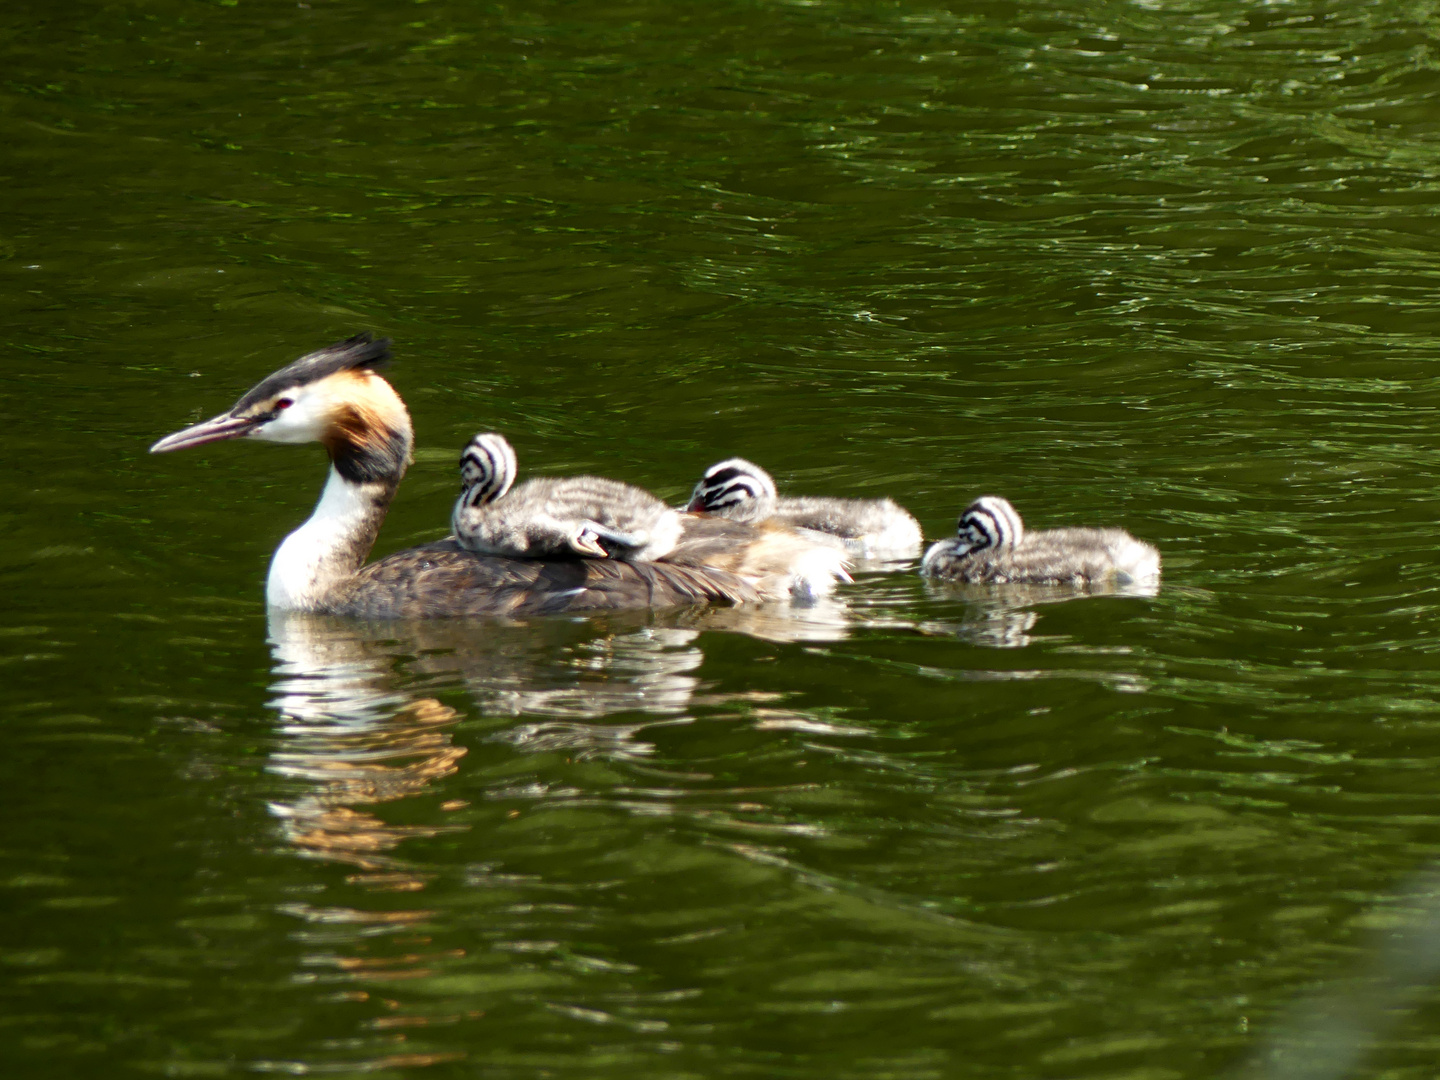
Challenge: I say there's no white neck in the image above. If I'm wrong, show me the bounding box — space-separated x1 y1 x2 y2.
266 467 389 612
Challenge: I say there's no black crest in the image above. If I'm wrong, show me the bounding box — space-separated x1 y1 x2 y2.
233 333 393 412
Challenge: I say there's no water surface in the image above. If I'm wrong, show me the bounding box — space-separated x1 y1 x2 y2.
6 1 1440 1077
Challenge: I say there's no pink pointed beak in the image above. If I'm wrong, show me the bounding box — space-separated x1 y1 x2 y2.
150 411 261 453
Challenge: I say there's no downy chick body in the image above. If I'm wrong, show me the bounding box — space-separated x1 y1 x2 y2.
452 432 683 562
688 457 923 560
920 495 1160 586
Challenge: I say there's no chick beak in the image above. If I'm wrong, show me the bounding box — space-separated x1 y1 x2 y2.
150 411 262 454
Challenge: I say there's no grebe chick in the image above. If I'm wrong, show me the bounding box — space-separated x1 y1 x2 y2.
920 495 1160 586
688 457 923 560
452 432 683 562
150 334 851 618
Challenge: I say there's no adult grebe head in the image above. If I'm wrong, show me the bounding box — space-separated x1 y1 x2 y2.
149 333 411 484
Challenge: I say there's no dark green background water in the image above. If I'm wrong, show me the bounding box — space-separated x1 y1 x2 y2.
7 1 1440 1076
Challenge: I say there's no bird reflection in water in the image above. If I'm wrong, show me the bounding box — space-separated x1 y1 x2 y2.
267 612 473 893
262 582 1135 892
264 581 1146 894
266 599 855 793
265 600 860 882
257 601 869 1070
921 578 1160 650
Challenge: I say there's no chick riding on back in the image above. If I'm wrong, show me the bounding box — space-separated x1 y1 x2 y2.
688 457 923 561
452 432 683 562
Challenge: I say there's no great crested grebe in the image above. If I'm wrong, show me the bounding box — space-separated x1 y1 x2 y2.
688 457 924 561
452 432 683 561
919 495 1161 586
150 335 851 618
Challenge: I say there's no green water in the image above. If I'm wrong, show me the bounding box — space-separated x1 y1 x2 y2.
7 0 1440 1076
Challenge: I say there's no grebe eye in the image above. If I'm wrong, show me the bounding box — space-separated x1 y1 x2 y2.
275 398 293 410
